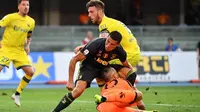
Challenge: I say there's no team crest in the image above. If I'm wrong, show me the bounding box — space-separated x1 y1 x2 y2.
111 54 117 59
103 53 108 58
83 49 89 55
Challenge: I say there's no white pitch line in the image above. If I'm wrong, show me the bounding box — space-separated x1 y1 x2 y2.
1 100 200 108
75 100 94 103
148 104 200 108
76 101 200 108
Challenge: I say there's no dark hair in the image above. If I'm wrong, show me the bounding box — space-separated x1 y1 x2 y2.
103 66 112 73
18 0 29 5
103 66 114 81
86 0 105 12
109 31 122 43
168 37 173 41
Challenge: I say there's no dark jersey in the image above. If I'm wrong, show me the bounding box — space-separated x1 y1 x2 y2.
80 38 127 68
197 41 200 56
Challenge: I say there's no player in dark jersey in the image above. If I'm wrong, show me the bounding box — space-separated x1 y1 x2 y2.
52 31 135 112
197 41 200 78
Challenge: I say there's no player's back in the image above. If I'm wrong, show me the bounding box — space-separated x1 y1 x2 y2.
0 13 35 48
101 78 134 107
99 16 140 56
102 78 133 94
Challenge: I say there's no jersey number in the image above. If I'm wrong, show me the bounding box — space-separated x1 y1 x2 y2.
0 56 9 64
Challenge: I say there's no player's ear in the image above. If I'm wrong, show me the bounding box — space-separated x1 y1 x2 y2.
18 4 20 10
116 43 120 47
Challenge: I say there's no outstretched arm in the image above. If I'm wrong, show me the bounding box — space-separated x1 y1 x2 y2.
95 90 143 105
67 52 86 91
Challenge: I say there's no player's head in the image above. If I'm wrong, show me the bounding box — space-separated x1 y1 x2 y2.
86 0 105 24
105 31 122 52
103 66 119 81
18 0 30 16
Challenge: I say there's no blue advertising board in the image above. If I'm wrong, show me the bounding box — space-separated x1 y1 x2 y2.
0 52 55 83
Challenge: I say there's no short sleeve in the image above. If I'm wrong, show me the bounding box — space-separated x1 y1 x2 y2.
80 39 98 57
116 46 127 62
0 14 12 27
29 19 35 32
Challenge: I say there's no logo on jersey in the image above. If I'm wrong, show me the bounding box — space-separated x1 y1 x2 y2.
119 92 125 98
100 24 107 30
96 57 108 66
83 49 89 55
103 53 108 58
13 25 29 33
111 54 117 59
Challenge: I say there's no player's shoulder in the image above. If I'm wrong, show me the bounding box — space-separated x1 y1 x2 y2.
91 38 105 44
26 16 35 23
2 13 16 19
99 16 117 29
116 45 125 51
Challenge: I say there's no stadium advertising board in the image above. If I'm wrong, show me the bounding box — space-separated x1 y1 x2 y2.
0 52 198 83
0 52 55 83
135 52 198 82
55 52 198 82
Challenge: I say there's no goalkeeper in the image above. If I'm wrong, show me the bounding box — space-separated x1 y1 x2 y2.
95 67 157 112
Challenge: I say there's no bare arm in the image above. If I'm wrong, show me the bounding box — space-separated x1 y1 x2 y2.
68 52 86 83
24 32 33 54
26 31 32 47
121 60 133 70
74 44 86 54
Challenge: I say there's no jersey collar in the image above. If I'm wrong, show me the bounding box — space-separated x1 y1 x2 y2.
100 15 108 24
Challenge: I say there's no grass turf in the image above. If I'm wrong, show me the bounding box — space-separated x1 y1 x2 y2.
0 86 200 112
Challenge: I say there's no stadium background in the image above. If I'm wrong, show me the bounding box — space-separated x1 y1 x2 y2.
0 0 200 112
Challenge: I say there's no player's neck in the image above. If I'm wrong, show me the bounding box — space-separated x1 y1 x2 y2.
18 12 27 17
97 14 105 24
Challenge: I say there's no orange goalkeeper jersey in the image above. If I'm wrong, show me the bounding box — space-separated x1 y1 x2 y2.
101 78 133 94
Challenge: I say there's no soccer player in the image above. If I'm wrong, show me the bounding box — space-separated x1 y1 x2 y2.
197 41 200 78
52 31 135 112
82 0 145 109
0 0 35 107
95 67 156 112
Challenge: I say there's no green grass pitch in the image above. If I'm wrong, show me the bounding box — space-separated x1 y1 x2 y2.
0 86 200 112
